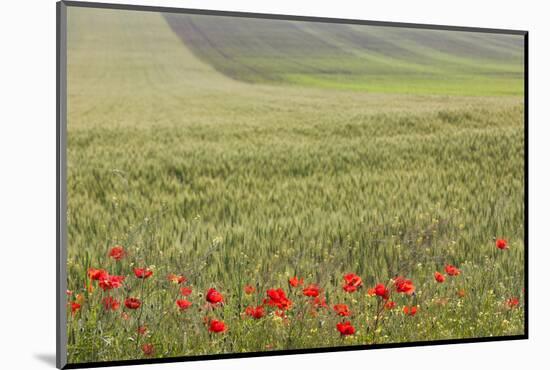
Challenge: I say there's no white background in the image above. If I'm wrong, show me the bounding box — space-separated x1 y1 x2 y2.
0 0 547 369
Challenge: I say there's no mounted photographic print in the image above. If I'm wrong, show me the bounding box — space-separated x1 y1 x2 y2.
56 1 528 368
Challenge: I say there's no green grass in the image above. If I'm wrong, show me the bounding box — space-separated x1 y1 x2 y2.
164 13 524 96
284 73 523 96
66 7 525 364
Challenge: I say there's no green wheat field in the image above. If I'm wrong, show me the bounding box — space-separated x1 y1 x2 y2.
65 7 525 364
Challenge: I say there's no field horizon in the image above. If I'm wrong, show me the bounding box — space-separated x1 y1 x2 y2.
64 7 525 364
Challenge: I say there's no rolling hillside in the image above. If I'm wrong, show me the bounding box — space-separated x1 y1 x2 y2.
164 13 524 95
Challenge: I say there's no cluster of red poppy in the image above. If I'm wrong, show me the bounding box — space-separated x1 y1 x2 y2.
333 304 351 317
430 264 461 284
403 305 418 316
281 273 419 335
264 288 293 311
176 299 192 310
141 343 154 357
176 286 227 332
125 297 141 309
394 277 415 294
303 284 321 297
168 273 187 284
245 305 265 319
336 321 355 336
208 319 227 333
342 273 363 293
102 296 120 311
108 245 125 260
134 267 153 279
87 268 125 291
206 288 224 305
67 238 521 355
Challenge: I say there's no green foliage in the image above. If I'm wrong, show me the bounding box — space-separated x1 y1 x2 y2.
65 8 525 364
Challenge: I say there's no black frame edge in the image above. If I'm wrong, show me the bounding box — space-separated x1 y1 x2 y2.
57 1 68 369
63 335 527 369
523 31 529 338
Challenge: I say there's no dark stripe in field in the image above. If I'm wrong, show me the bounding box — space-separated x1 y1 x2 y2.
163 13 350 82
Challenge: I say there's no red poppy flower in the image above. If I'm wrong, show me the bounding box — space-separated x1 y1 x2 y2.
264 288 292 310
124 297 141 310
373 283 390 299
66 289 73 296
333 304 351 317
336 321 355 336
206 288 224 304
102 296 120 311
445 264 461 276
289 276 304 287
134 267 153 279
403 305 418 316
87 268 108 281
343 273 363 293
98 274 125 291
506 297 520 308
141 343 154 357
244 285 255 295
180 286 192 296
303 284 321 297
209 319 226 333
496 239 508 250
176 299 192 310
108 245 125 260
167 273 186 284
245 305 265 319
457 289 466 298
394 277 415 295
434 271 446 283
70 302 81 315
312 296 328 309
384 300 396 310
137 325 148 335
